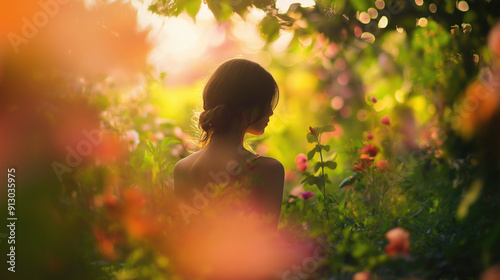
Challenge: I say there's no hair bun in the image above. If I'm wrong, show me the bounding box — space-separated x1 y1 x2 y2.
199 104 231 132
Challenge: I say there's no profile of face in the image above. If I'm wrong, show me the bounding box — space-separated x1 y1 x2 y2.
245 106 274 135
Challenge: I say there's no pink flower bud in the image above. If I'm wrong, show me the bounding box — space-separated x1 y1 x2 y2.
300 190 315 200
309 126 318 136
381 115 391 125
371 96 377 103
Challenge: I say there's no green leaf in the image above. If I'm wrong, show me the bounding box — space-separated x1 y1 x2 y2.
350 0 370 12
339 173 358 188
146 141 155 155
142 150 154 168
314 162 322 172
300 174 315 185
306 133 316 143
324 161 337 170
457 180 482 220
160 137 179 150
321 124 335 132
320 144 330 152
258 15 281 43
206 0 233 20
315 176 325 188
185 0 201 20
307 147 317 160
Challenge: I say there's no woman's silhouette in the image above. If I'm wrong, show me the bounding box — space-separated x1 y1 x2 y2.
173 58 284 229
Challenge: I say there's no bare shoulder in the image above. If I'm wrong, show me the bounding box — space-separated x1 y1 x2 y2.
253 156 285 181
173 151 201 177
256 156 284 171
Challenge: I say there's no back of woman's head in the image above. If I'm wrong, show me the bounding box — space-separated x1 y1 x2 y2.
198 59 279 146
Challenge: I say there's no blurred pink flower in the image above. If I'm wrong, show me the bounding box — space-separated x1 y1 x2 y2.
361 145 378 157
174 127 190 142
366 133 373 140
300 191 315 200
376 160 391 172
284 170 297 182
371 96 377 103
295 153 309 172
151 132 165 141
289 185 305 202
381 115 391 126
385 227 410 257
353 271 372 280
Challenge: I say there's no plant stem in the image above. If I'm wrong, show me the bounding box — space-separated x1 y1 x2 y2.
315 134 330 220
315 133 360 228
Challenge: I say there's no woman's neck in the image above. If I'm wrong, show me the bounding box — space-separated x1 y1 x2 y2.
207 129 249 153
207 130 245 151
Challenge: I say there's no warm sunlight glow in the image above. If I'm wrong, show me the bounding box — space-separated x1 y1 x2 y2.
134 2 219 76
276 0 316 13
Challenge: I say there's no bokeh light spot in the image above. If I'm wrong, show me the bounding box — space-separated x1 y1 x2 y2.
368 8 378 19
427 104 436 115
331 96 344 110
457 1 469 11
375 0 385 9
418 18 428 27
378 16 388 28
429 3 437 13
359 12 370 24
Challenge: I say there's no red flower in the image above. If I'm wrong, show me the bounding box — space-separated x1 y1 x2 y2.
381 115 391 125
361 145 378 157
300 191 315 200
295 153 309 172
354 165 364 171
354 154 374 171
385 227 410 257
309 126 318 136
376 160 391 172
371 96 377 103
366 133 373 140
360 154 374 167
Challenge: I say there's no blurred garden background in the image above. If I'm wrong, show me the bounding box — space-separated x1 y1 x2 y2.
1 0 500 279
